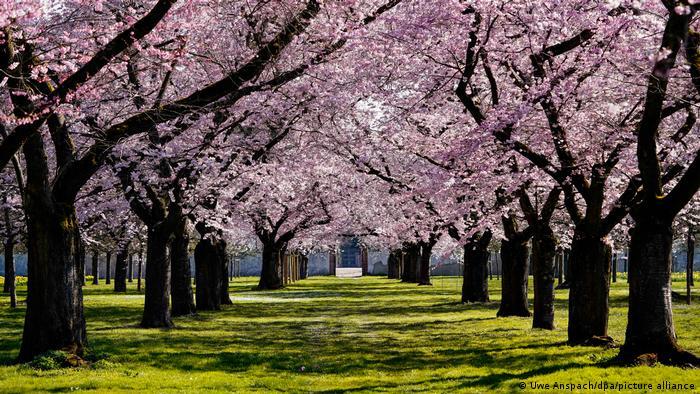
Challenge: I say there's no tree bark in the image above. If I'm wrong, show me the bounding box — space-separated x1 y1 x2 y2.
688 229 695 305
556 250 563 287
78 241 86 286
387 250 401 279
497 233 530 317
137 251 143 292
91 250 99 285
258 240 284 290
217 238 232 305
531 223 556 329
567 230 611 345
4 236 16 308
462 231 492 303
128 254 134 283
194 235 221 311
105 251 111 285
329 250 336 276
17 134 86 362
300 255 309 279
418 240 435 286
113 245 128 293
361 247 369 276
401 243 420 283
3 235 15 293
170 219 195 316
141 223 173 328
620 217 699 365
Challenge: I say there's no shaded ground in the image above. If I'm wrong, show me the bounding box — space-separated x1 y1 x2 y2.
0 275 698 393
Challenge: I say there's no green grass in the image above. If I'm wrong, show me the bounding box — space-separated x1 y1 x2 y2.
0 275 699 393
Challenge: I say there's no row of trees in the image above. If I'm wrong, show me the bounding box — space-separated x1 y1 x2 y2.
0 0 698 367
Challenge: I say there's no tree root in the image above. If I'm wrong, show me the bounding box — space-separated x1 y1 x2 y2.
618 348 700 368
580 335 617 348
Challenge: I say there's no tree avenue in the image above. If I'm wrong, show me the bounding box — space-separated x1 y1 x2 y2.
0 0 698 371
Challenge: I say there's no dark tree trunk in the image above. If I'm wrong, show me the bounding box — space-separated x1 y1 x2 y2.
113 245 128 293
3 235 15 294
497 236 530 317
689 230 695 288
137 251 143 292
418 240 434 286
300 255 309 279
612 252 617 283
462 231 492 303
141 223 173 328
361 247 368 276
105 251 111 285
387 250 401 279
401 243 420 283
620 217 699 365
556 249 572 289
4 236 16 308
531 223 556 330
17 134 86 362
556 250 563 286
217 238 232 305
128 254 134 283
258 241 283 290
170 220 195 316
78 242 86 286
688 230 695 305
329 250 336 276
91 250 99 285
567 229 611 345
194 236 221 311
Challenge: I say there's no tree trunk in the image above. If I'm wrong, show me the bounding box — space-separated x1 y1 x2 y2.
401 243 420 283
556 250 563 287
128 254 134 283
612 252 617 283
4 236 16 308
170 220 195 316
387 250 400 279
688 230 695 305
418 241 433 286
329 250 336 276
141 223 173 328
258 241 283 290
91 250 99 285
105 251 111 285
620 217 699 365
217 239 232 305
194 236 221 311
688 230 695 288
113 245 128 293
78 242 86 286
497 237 530 317
300 255 309 279
556 249 572 289
3 235 15 293
567 230 611 345
462 231 492 303
17 134 86 362
361 247 369 275
531 223 556 330
137 251 143 292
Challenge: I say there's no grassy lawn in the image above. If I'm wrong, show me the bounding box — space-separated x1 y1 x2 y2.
0 275 698 393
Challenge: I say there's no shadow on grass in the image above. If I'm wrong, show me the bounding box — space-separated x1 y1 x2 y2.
2 276 697 392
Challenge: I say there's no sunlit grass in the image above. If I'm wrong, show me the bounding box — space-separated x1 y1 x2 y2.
0 275 698 393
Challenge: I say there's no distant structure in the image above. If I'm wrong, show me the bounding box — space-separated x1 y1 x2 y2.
333 238 369 277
